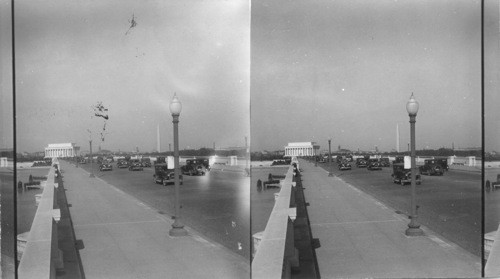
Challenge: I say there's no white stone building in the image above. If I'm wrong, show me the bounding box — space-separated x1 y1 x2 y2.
45 143 80 158
284 142 320 157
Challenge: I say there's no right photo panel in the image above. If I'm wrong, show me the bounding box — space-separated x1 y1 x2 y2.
251 0 483 278
484 0 500 277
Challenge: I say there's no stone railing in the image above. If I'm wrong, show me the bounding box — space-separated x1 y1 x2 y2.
486 224 500 277
18 160 62 278
252 166 298 279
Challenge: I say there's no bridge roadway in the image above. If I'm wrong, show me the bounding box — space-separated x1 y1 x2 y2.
317 159 482 257
77 161 251 261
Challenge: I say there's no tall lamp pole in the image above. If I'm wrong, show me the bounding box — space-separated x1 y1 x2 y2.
87 129 95 178
169 94 188 237
89 140 95 177
245 136 250 176
405 93 423 236
328 139 333 176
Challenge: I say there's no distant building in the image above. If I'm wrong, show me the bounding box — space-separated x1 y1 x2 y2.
45 143 80 158
284 142 320 157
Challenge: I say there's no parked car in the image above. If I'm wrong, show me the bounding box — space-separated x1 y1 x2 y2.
99 163 113 171
181 164 203 176
355 158 368 168
338 160 352 171
393 156 405 164
435 158 449 171
367 159 382 171
128 162 143 171
419 159 444 176
155 156 166 165
392 163 421 186
380 157 391 167
117 160 129 168
141 158 152 168
196 165 206 175
153 163 183 186
162 172 184 185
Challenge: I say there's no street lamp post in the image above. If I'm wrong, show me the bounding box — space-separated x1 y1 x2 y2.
328 139 333 176
405 93 423 236
245 136 250 176
89 139 94 177
169 94 188 237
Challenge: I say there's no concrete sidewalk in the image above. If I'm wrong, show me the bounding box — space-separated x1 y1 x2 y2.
299 159 481 278
59 161 250 279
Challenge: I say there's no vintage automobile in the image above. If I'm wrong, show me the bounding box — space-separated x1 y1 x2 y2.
141 158 152 167
338 160 352 171
196 165 206 175
355 158 368 168
435 158 449 171
392 163 421 186
128 162 144 171
380 157 391 167
393 156 405 164
155 156 166 165
367 159 382 170
117 160 129 168
99 163 113 171
186 158 212 171
419 159 444 176
181 164 203 176
153 163 183 186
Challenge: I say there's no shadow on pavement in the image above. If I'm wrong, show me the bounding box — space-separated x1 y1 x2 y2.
55 172 85 279
292 172 320 279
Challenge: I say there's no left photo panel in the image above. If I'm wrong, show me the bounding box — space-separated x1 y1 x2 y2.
7 1 250 278
1 0 16 278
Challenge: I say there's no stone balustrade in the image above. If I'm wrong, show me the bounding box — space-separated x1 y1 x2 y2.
252 165 297 279
18 160 62 278
486 224 500 277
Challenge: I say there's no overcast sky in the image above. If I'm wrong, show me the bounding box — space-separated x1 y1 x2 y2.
485 0 500 153
14 0 249 153
4 1 498 154
251 0 481 153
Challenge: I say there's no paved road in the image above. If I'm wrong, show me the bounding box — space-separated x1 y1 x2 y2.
77 162 251 260
317 160 482 257
250 166 287 238
16 168 49 234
